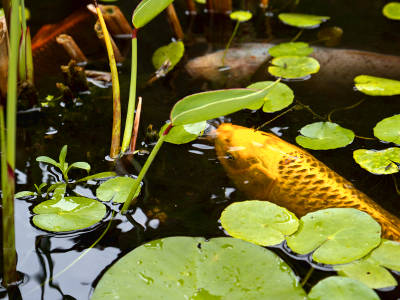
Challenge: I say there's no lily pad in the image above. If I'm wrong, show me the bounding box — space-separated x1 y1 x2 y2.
268 42 313 57
220 200 299 246
96 176 141 203
278 13 330 28
335 240 400 289
229 11 253 22
161 121 207 144
374 114 400 144
354 75 400 96
152 41 185 73
308 276 379 300
353 148 400 174
296 122 355 150
286 208 381 264
92 237 307 299
383 2 400 20
268 56 320 79
32 197 106 232
247 81 294 112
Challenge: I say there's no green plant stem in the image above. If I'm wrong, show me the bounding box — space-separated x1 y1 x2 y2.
18 0 27 81
290 28 303 42
221 20 240 66
121 30 138 154
301 267 314 287
121 125 171 214
95 2 121 158
25 27 34 83
256 105 296 130
393 175 400 196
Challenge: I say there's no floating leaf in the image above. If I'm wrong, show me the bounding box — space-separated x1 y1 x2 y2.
317 26 343 47
132 0 174 28
286 208 381 264
383 2 400 20
353 148 400 175
268 56 320 79
32 197 106 232
268 42 313 57
152 41 184 73
335 240 400 289
354 75 400 96
96 177 141 203
374 114 400 144
170 84 278 126
296 122 354 150
278 13 330 28
220 200 299 246
161 121 206 144
229 10 253 22
247 81 294 112
92 237 307 299
308 276 379 300
15 191 36 198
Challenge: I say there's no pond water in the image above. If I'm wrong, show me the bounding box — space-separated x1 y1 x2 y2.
2 0 400 299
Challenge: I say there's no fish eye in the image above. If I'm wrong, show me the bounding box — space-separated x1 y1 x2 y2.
225 152 235 160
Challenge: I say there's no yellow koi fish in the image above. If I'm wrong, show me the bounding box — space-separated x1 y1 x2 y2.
215 123 400 241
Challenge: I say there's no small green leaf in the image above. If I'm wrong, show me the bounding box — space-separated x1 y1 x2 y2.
36 182 47 193
76 172 117 183
96 177 141 203
59 145 68 170
374 114 400 144
286 208 381 264
229 10 253 22
220 200 299 246
47 182 65 193
353 148 400 175
354 75 400 96
152 41 184 73
15 191 36 198
67 162 91 174
32 197 107 232
278 13 330 28
0 9 4 18
132 0 174 28
308 276 379 300
53 183 67 201
383 2 400 20
268 42 313 57
268 56 320 79
296 122 355 150
170 84 278 126
161 121 206 145
247 81 294 112
36 156 60 168
194 0 206 3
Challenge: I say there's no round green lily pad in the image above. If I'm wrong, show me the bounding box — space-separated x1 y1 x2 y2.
247 81 294 112
268 42 313 57
308 276 379 300
383 2 400 20
296 122 355 150
278 13 330 28
374 114 400 144
220 200 299 246
96 176 141 203
268 56 320 79
152 41 185 72
353 148 400 174
92 237 307 299
286 208 381 264
161 121 206 144
32 197 107 232
335 240 400 289
229 10 252 22
354 75 400 96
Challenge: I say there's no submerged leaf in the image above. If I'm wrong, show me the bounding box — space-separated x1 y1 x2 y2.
32 197 106 232
132 0 174 28
353 148 400 174
229 10 253 22
383 2 400 20
278 13 330 28
92 237 307 299
268 42 313 57
308 276 379 300
268 56 320 79
161 121 206 144
354 75 400 96
96 176 141 203
220 200 299 246
296 122 355 150
286 208 381 264
317 26 343 47
247 81 294 112
152 41 184 73
374 114 400 144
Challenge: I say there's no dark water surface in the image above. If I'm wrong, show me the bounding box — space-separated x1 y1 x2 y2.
2 0 400 299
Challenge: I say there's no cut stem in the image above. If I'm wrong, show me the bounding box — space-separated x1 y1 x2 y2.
221 20 240 66
129 96 142 153
166 3 184 40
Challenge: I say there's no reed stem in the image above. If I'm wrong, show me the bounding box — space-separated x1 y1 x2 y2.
221 20 240 66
